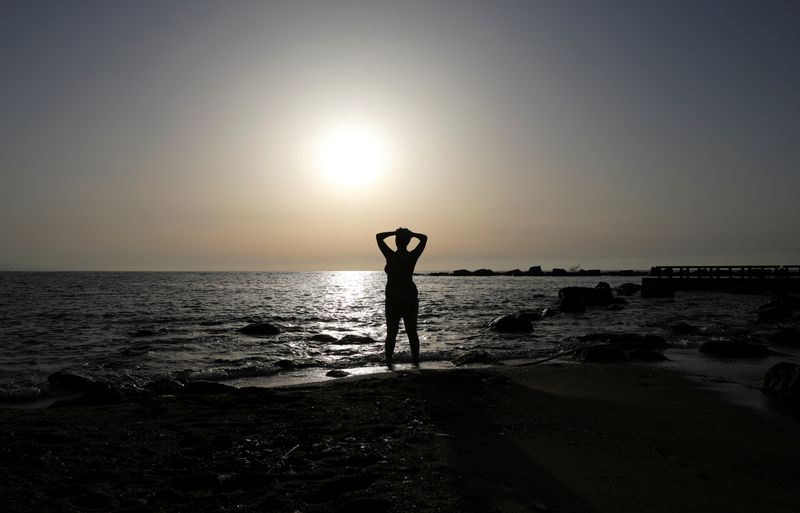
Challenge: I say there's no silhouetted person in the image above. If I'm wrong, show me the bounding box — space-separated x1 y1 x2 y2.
376 228 427 367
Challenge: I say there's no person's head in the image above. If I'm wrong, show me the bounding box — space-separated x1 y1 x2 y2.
395 228 412 249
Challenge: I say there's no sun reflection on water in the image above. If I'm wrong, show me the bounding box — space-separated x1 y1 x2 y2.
321 271 383 334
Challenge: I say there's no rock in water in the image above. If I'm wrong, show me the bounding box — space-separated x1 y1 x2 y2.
616 283 642 296
699 341 770 358
47 370 98 392
239 322 281 336
487 314 533 333
326 370 350 378
183 381 236 395
310 334 338 342
453 350 500 366
671 322 699 335
763 363 800 404
558 282 615 312
335 334 378 345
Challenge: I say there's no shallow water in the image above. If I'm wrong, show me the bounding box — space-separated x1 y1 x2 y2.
0 271 797 400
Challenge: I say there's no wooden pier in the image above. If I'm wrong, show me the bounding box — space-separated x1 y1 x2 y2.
642 265 800 295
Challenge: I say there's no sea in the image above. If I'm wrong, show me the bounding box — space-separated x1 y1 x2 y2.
1 271 798 406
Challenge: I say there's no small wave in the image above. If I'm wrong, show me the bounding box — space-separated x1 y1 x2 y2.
186 364 281 382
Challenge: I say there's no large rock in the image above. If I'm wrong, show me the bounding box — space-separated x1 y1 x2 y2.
487 314 533 333
671 322 700 335
762 362 800 404
558 282 614 312
473 268 495 276
335 335 378 345
310 334 338 343
47 370 98 392
183 381 236 395
699 341 771 358
453 350 500 366
616 283 642 296
452 269 472 276
238 322 281 336
527 266 543 276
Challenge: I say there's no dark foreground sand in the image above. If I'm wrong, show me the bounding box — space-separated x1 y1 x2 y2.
1 364 799 513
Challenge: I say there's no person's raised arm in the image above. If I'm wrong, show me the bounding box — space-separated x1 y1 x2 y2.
410 231 428 257
376 231 395 258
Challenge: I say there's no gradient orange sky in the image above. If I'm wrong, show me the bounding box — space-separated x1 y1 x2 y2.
2 1 799 271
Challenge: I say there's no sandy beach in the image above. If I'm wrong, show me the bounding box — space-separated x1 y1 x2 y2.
1 362 798 513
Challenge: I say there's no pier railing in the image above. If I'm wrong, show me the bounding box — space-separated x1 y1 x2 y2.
642 265 800 294
649 265 800 280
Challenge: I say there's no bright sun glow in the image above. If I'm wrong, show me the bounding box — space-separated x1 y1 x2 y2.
313 121 390 189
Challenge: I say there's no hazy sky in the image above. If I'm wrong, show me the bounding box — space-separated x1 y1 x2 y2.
2 1 799 271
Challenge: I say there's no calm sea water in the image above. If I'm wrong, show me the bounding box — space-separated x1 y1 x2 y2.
0 271 790 400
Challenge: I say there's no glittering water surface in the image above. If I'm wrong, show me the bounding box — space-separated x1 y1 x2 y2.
0 271 795 399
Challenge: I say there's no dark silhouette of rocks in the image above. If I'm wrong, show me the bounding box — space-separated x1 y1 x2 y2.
558 282 615 312
145 378 185 395
274 359 296 370
487 314 533 333
453 350 500 366
47 370 98 392
671 322 700 335
616 283 642 296
762 362 800 404
428 267 649 277
699 341 771 358
326 370 350 378
239 322 281 336
310 334 338 342
183 381 237 395
335 334 377 345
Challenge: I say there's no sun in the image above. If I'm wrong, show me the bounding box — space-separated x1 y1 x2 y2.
313 121 390 189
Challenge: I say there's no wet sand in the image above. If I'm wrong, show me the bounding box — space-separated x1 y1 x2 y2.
1 363 799 513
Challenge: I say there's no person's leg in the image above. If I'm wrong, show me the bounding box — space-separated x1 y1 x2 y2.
404 300 420 366
385 300 401 367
